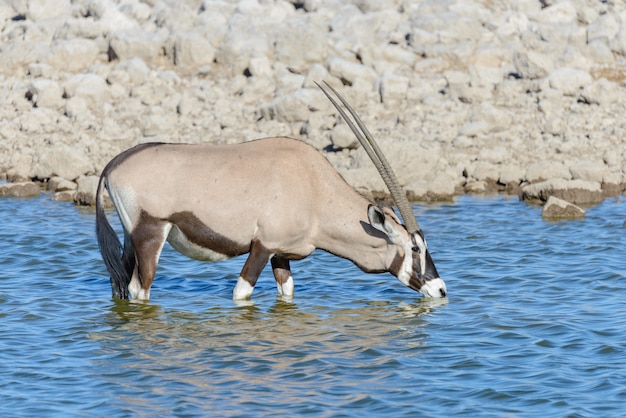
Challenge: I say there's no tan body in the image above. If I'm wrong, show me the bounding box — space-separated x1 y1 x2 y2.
96 84 446 302
113 138 380 259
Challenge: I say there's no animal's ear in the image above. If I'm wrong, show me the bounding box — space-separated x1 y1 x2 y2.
368 204 401 240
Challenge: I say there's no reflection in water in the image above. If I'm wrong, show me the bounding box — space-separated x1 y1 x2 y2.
92 296 439 415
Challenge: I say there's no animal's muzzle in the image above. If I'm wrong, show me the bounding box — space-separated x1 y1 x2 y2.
418 277 447 298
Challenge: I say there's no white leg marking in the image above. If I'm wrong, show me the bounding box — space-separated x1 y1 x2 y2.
135 288 150 301
276 276 294 298
233 277 255 300
128 277 151 300
128 277 141 300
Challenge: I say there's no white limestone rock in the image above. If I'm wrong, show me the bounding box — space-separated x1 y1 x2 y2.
569 160 610 183
35 146 93 181
25 0 71 22
513 50 554 79
27 79 64 109
109 30 165 63
547 68 592 96
0 181 40 198
45 39 100 73
63 73 109 112
74 175 100 206
170 32 216 69
581 78 619 105
327 57 378 87
525 161 571 183
542 196 585 219
521 179 603 204
378 72 409 106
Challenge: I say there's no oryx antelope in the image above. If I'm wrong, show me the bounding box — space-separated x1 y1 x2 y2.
95 82 447 301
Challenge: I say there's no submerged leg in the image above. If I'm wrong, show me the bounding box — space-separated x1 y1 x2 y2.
271 256 294 298
128 212 171 301
233 240 271 300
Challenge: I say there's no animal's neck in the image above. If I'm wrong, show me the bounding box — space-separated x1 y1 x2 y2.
314 200 393 274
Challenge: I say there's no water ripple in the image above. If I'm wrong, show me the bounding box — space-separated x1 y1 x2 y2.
0 194 625 416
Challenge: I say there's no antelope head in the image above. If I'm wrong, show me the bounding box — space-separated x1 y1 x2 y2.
317 82 447 298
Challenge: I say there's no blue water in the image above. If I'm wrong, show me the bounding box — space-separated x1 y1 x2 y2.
0 193 624 417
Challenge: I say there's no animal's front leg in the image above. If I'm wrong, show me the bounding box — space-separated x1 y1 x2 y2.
271 256 294 298
233 240 271 300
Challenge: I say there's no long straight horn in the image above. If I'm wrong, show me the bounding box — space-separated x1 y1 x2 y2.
316 81 420 233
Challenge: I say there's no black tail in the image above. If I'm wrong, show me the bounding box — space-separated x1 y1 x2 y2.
95 174 134 299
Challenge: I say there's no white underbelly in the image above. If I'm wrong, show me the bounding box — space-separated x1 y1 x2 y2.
167 225 231 262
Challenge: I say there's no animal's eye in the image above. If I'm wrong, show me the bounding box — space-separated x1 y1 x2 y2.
412 246 421 254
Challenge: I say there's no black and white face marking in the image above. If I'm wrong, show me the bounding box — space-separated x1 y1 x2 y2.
399 230 447 298
368 204 446 298
411 232 428 276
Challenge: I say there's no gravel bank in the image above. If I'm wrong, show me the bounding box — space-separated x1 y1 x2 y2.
1 0 625 205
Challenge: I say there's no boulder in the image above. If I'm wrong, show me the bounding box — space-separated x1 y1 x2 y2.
580 78 619 105
330 122 358 150
54 18 103 40
85 0 138 35
142 109 178 137
406 172 457 202
466 102 512 134
274 18 327 71
63 73 109 111
533 1 578 24
115 58 150 85
214 16 271 77
18 107 59 135
499 165 525 188
35 146 93 181
27 79 64 109
547 68 593 96
6 165 35 183
45 39 100 73
0 42 50 75
52 190 76 202
610 28 626 56
48 176 77 192
64 97 91 121
525 161 571 182
378 72 409 105
27 63 56 78
464 179 490 194
74 176 100 206
260 88 326 123
586 12 619 44
513 50 554 79
520 179 603 204
569 160 610 183
109 30 164 63
0 182 40 198
327 57 377 86
585 40 615 64
542 196 585 219
26 0 71 22
170 32 216 68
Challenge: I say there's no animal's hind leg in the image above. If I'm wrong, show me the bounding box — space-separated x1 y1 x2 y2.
128 212 171 301
271 256 294 298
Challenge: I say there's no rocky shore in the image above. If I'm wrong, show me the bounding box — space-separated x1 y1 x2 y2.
1 0 625 212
